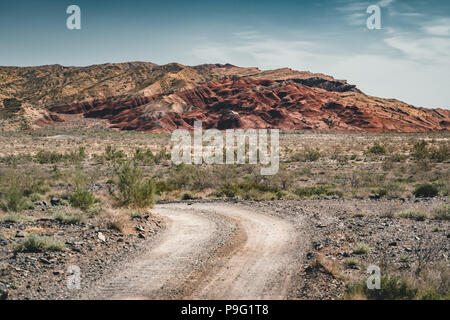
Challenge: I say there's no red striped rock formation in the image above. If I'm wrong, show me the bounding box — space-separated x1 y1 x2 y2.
49 77 450 133
1 62 449 132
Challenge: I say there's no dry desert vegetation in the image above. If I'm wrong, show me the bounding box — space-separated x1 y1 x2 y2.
0 116 449 300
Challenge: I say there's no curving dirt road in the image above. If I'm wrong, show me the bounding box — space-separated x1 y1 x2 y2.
84 203 303 300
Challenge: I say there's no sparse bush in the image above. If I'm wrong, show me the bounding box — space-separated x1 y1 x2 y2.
388 153 408 163
134 148 154 164
54 210 83 224
1 213 25 223
22 176 50 197
346 275 418 300
104 145 126 162
1 187 26 212
16 234 65 252
429 145 449 162
99 207 132 233
304 148 321 162
397 209 428 221
289 147 321 162
417 290 450 300
372 188 388 198
381 210 395 219
400 255 411 263
353 242 370 254
33 147 86 164
66 146 87 163
181 192 194 200
134 148 170 164
411 140 429 160
215 184 239 198
29 193 41 202
110 162 155 208
367 142 387 155
69 188 96 211
345 258 359 268
34 150 64 164
413 183 439 198
215 180 280 200
155 179 181 195
431 204 450 221
294 185 343 198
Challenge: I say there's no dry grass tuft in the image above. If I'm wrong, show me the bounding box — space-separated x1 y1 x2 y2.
96 206 134 234
316 253 340 278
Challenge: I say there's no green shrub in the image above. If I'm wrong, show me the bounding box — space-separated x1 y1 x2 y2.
413 183 439 198
411 140 429 160
388 153 408 162
399 255 411 263
66 147 87 163
367 142 387 155
33 147 86 164
215 184 239 198
134 148 153 163
275 190 286 200
346 275 418 300
372 188 388 198
110 162 155 208
294 186 343 198
215 180 280 199
304 148 321 162
1 187 26 212
417 290 450 300
29 193 42 202
34 150 64 164
155 179 180 195
22 177 50 197
353 242 370 254
69 188 96 211
16 234 65 252
397 209 428 221
431 204 450 221
289 148 321 162
345 258 359 268
181 192 194 200
54 211 83 224
1 213 22 223
104 145 126 162
134 148 170 164
430 145 450 162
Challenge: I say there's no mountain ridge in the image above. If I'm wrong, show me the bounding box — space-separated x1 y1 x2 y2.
0 62 449 132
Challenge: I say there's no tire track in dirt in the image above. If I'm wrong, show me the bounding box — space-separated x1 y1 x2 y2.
85 206 223 299
187 204 298 300
84 203 300 300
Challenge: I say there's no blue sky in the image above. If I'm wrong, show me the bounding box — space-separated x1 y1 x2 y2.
0 0 449 108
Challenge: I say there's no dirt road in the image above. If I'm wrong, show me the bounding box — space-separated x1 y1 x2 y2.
84 203 303 300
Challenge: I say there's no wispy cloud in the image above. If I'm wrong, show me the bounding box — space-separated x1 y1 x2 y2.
378 0 395 8
385 35 450 64
189 27 450 108
422 18 450 36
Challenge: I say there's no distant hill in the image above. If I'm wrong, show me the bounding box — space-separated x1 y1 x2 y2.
1 62 449 132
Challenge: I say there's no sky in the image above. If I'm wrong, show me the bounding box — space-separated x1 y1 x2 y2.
0 0 449 109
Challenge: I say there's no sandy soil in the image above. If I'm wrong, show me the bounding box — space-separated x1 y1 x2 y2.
81 203 303 300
